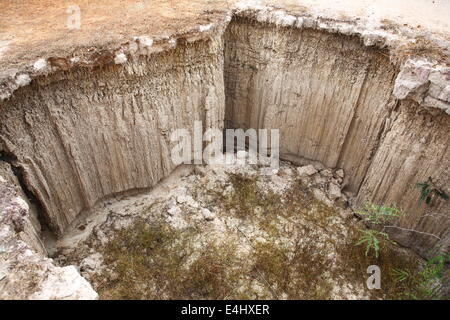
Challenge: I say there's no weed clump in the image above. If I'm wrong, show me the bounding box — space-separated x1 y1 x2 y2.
96 219 242 299
254 240 334 299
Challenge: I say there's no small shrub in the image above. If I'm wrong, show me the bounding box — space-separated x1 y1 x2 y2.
392 253 450 300
357 203 402 225
355 229 394 258
416 177 449 206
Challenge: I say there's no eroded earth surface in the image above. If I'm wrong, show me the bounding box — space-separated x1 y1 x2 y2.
52 154 420 299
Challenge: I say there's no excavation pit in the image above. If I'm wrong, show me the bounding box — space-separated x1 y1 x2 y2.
0 5 449 300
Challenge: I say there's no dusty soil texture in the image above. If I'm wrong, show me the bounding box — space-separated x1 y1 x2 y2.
1 0 449 71
0 0 234 70
53 157 423 300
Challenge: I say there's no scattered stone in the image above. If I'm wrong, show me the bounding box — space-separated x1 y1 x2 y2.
114 53 127 64
296 165 318 177
201 208 215 221
80 253 104 275
312 188 332 206
313 174 327 186
335 169 345 179
167 205 182 216
321 169 333 178
338 208 353 219
328 183 342 201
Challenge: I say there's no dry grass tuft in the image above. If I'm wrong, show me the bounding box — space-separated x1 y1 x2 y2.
96 218 242 299
393 37 449 66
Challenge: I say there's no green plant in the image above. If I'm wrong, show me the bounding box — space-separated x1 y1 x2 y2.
424 254 450 280
357 203 402 225
355 229 394 258
416 177 449 206
392 253 450 300
392 268 412 282
355 203 399 258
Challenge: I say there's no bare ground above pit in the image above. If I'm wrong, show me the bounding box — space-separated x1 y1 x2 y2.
1 0 449 71
0 0 234 70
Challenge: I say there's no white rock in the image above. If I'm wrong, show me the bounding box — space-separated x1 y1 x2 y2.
176 195 189 204
33 58 47 71
335 169 345 179
176 194 199 209
137 36 153 48
30 266 98 300
167 205 182 216
80 253 103 273
199 23 214 32
328 183 342 201
15 74 31 87
296 165 318 177
114 53 127 64
393 59 432 103
312 188 332 205
201 208 215 221
70 57 80 63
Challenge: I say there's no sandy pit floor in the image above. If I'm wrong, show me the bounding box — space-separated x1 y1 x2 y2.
51 154 422 300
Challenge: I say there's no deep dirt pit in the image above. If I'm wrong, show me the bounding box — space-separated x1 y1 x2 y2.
51 156 424 300
1 5 449 299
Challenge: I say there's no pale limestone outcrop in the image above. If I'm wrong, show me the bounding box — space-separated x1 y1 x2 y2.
0 162 45 255
394 60 450 115
0 175 97 300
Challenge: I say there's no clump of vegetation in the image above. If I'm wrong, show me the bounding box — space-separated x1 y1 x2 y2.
416 177 449 206
97 219 186 299
221 173 283 219
392 37 449 66
338 228 421 300
96 219 242 300
355 229 394 258
392 253 450 300
357 203 402 225
254 239 334 299
224 173 262 218
179 241 243 299
354 203 400 258
353 202 449 299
